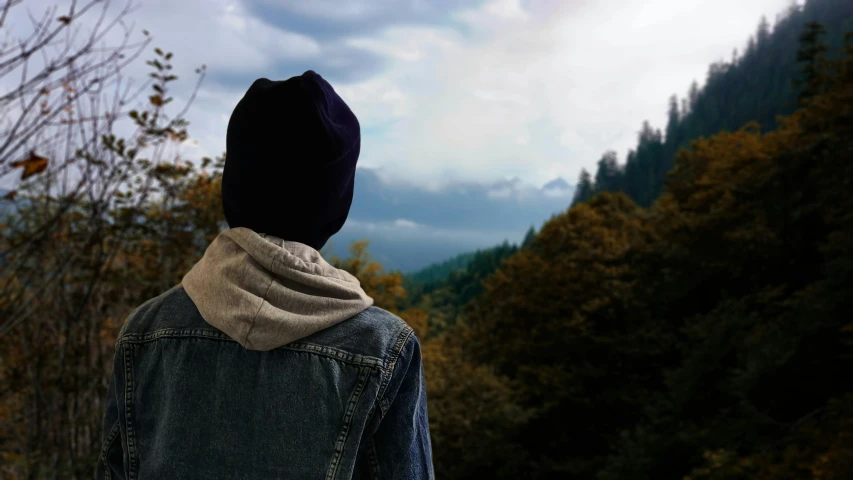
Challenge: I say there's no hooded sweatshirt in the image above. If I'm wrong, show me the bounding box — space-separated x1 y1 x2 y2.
181 227 374 351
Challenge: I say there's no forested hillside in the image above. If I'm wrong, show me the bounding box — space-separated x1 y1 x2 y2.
437 29 853 478
421 0 853 295
401 239 522 335
573 0 853 207
406 250 478 285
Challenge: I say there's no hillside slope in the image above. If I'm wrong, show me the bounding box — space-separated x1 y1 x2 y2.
573 0 853 207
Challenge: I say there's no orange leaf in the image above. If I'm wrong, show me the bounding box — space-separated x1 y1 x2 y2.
149 95 164 106
10 151 49 180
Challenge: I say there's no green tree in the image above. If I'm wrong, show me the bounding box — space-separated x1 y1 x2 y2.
795 20 830 101
571 168 594 205
521 225 536 248
593 150 622 193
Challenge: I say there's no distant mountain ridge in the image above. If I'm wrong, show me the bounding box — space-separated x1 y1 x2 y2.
543 177 570 190
346 167 574 232
321 167 575 272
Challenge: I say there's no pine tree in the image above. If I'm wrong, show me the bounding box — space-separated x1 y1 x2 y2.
687 80 700 111
521 225 536 248
572 168 595 205
594 150 621 193
746 35 758 58
665 94 681 144
795 21 830 102
757 15 771 47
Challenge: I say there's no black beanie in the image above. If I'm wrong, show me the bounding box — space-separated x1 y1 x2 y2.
222 71 360 251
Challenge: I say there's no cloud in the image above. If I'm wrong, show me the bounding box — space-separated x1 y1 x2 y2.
331 0 793 188
543 188 572 198
2 0 796 192
242 0 482 38
393 218 419 228
487 187 514 199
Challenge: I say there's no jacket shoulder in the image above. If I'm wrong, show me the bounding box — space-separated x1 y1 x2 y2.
298 306 414 364
118 289 414 365
117 285 207 340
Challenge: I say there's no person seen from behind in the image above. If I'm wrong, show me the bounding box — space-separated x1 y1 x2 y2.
95 70 435 479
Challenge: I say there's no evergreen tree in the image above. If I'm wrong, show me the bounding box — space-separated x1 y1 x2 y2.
795 20 830 101
757 15 772 46
572 168 595 205
594 150 621 193
521 225 536 248
665 94 681 144
745 35 758 58
687 79 700 111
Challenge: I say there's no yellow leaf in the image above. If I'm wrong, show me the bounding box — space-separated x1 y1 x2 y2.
10 151 49 180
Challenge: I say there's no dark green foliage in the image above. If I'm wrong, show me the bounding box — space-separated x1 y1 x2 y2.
796 21 831 101
406 250 477 285
594 150 622 193
521 225 537 248
403 240 520 334
572 168 595 204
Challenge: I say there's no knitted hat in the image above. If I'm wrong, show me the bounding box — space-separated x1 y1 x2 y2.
222 71 360 251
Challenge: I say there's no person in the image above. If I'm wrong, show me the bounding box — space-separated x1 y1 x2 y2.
95 71 434 479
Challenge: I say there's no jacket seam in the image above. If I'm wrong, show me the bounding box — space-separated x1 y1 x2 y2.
118 329 385 368
123 344 138 480
326 367 371 480
100 420 120 480
367 437 381 480
374 326 414 419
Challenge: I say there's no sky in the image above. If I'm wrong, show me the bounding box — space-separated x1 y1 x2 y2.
3 0 797 191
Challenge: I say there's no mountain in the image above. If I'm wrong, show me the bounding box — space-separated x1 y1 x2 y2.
542 177 572 198
346 168 574 231
572 0 853 208
325 168 574 272
542 177 570 191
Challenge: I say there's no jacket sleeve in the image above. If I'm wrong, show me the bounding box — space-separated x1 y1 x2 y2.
368 332 435 480
95 348 127 480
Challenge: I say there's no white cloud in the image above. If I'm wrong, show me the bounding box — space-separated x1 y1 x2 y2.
393 218 419 228
487 187 514 199
345 25 459 63
334 0 793 188
254 0 383 22
2 0 796 192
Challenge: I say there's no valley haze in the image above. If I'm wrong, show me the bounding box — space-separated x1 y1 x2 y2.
325 167 575 272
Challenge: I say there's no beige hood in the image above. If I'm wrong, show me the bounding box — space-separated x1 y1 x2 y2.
181 227 373 351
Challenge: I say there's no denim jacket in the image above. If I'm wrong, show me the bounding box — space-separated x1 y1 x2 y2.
95 228 434 479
